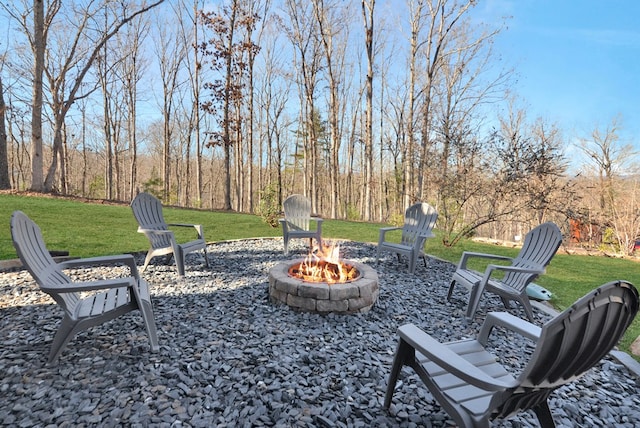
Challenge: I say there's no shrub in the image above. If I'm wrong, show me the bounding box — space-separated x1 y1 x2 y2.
257 184 280 228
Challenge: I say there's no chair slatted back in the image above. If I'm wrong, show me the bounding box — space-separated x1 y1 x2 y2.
10 211 79 314
283 194 312 231
501 222 562 292
493 280 639 419
131 193 172 250
400 203 438 247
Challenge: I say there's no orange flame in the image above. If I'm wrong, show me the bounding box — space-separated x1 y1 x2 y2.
289 241 359 284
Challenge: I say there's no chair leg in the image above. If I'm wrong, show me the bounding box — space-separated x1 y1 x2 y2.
446 280 456 302
202 247 210 268
175 247 185 276
465 281 485 321
384 338 413 409
139 298 159 352
47 316 79 365
532 401 556 428
141 251 154 272
408 254 417 274
520 298 536 323
132 279 159 351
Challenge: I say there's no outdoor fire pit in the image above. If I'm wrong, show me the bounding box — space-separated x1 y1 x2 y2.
268 245 379 314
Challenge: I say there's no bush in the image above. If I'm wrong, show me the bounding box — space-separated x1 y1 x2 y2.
346 203 360 221
257 184 280 228
390 212 405 227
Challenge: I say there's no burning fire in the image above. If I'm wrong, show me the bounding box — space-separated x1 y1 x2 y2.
288 242 359 284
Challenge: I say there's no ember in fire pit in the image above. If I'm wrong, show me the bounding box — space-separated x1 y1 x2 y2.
269 243 379 314
287 258 359 283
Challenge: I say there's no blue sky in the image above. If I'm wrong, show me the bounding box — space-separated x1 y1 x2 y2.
477 1 640 147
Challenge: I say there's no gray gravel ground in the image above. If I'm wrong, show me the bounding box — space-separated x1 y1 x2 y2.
1 238 639 427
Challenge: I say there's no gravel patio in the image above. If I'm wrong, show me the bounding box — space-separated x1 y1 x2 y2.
1 239 639 427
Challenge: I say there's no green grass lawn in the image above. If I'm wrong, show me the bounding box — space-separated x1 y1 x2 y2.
1 192 638 358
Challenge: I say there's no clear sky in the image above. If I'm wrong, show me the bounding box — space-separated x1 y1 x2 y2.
476 0 640 148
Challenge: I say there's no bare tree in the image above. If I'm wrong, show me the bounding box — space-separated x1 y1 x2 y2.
401 0 423 208
283 0 322 212
312 0 352 218
5 0 165 193
30 0 54 191
609 178 640 255
244 0 270 213
119 15 149 201
381 81 409 217
200 0 260 211
255 12 290 207
578 117 638 254
153 8 186 202
0 71 9 189
579 117 635 212
96 48 117 199
360 0 374 220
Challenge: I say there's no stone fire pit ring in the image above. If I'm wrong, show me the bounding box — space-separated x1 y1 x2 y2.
268 259 379 314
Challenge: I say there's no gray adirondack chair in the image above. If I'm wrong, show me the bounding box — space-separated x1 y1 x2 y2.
376 203 438 274
447 222 562 322
131 192 209 276
385 280 639 428
10 211 159 365
279 194 323 255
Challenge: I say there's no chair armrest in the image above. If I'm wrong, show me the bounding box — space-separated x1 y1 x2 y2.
398 324 517 391
279 218 323 233
479 264 544 286
40 277 137 294
167 223 205 239
477 312 542 346
458 251 513 270
58 254 140 280
413 232 435 249
378 226 401 242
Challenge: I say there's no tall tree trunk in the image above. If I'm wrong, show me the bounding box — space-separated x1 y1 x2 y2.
362 0 375 221
193 0 204 206
81 103 87 196
60 122 68 194
247 60 255 214
221 1 238 211
30 0 45 192
128 76 138 200
0 74 9 189
104 95 114 199
404 0 422 209
163 104 171 201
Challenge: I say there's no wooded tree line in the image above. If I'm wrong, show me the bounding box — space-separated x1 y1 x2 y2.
0 0 638 253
